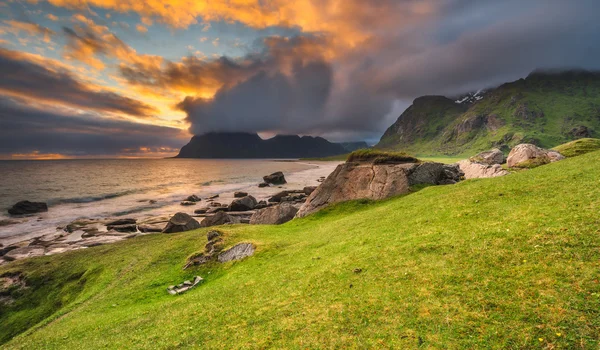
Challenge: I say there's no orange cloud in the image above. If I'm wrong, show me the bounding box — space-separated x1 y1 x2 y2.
3 20 55 42
136 24 148 33
62 15 163 71
46 0 437 48
46 14 59 21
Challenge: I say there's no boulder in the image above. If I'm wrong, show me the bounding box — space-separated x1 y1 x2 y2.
507 144 565 168
263 171 286 185
8 201 48 215
185 195 201 202
229 195 257 211
469 148 505 165
457 160 509 179
547 150 565 163
258 182 270 188
162 212 201 233
200 211 240 227
407 163 463 186
180 201 196 206
268 191 290 203
218 243 255 263
250 203 298 225
296 161 461 218
194 208 208 214
234 191 248 198
106 218 136 226
303 186 317 196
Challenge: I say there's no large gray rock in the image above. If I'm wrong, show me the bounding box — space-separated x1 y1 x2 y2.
407 163 463 186
263 171 286 185
8 201 48 215
507 144 565 168
218 243 255 263
162 212 201 233
201 211 240 227
296 161 461 218
250 203 298 225
469 148 505 165
457 160 509 179
228 195 257 211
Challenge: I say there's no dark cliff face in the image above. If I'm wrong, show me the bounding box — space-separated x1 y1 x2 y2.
175 132 348 158
376 70 600 155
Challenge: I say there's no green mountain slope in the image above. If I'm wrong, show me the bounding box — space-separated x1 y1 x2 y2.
377 70 600 156
1 150 599 348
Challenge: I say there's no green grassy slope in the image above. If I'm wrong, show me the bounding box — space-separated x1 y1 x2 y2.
377 70 600 156
2 152 600 349
552 138 600 157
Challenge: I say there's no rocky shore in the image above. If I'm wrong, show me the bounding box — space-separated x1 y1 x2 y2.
0 143 568 265
0 165 336 265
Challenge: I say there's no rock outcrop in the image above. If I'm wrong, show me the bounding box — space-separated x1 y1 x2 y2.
263 171 286 185
507 144 565 168
457 160 509 179
200 211 240 227
218 243 255 263
296 161 462 218
469 148 505 165
229 195 257 211
162 212 201 233
250 203 298 225
185 195 201 202
8 201 48 215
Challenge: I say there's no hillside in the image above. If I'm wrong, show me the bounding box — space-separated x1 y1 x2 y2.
1 150 599 348
377 70 600 156
176 132 348 158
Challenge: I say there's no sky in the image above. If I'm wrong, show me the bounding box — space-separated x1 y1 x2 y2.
1 0 599 159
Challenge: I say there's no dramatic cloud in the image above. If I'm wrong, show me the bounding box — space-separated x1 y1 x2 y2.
2 0 600 154
0 48 157 117
62 14 162 70
2 20 55 42
0 96 186 158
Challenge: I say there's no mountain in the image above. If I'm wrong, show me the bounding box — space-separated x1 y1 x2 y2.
338 141 369 152
175 132 348 158
377 70 600 155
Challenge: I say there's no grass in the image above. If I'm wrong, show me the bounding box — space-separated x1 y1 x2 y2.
346 149 419 164
300 153 349 161
1 151 600 348
552 138 600 157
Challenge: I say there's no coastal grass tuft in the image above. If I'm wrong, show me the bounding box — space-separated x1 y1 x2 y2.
552 138 600 157
346 149 419 164
1 151 600 348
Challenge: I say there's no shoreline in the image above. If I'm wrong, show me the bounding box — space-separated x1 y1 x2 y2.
0 160 341 263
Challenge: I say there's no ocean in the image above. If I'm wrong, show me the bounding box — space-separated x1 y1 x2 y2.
0 159 338 245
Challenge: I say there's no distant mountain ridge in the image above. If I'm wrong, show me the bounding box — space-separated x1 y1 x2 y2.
176 132 351 158
377 69 600 155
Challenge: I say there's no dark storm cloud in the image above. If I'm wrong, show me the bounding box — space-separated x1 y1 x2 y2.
177 60 335 135
0 48 157 117
112 0 600 141
0 96 185 156
368 0 600 98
